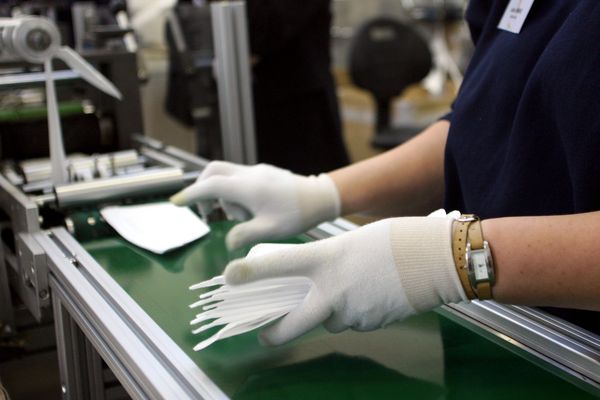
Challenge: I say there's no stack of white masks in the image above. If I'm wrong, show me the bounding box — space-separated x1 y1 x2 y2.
188 244 310 351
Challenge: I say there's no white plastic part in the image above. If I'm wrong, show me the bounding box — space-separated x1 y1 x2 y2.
55 47 122 100
44 59 69 185
188 244 311 351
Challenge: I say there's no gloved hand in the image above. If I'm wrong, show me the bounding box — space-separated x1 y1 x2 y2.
224 214 467 346
170 161 341 250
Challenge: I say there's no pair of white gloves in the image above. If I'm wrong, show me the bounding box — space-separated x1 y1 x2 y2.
171 161 467 346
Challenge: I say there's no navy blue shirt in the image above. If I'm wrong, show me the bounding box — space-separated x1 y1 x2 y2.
444 1 600 218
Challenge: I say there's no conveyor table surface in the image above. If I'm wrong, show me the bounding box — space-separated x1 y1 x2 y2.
80 220 599 399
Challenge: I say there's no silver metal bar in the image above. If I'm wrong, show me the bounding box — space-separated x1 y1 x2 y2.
71 3 93 53
510 305 600 349
86 339 106 400
21 150 141 183
22 180 53 194
0 70 81 88
134 135 210 168
50 276 149 399
211 2 256 164
139 148 186 170
69 311 90 399
34 193 57 207
54 168 184 208
133 135 164 151
211 3 241 163
53 292 79 400
444 301 600 388
232 5 257 164
43 228 228 399
163 145 210 168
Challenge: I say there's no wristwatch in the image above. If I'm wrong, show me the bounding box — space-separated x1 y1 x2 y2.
465 218 495 299
452 215 496 300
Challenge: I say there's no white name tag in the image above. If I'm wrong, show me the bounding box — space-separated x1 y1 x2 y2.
497 0 535 34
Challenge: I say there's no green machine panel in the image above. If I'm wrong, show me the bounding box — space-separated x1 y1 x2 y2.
79 220 600 399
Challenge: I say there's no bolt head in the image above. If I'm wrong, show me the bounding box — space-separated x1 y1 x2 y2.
26 28 52 52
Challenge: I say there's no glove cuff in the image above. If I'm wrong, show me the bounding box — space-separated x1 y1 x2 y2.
296 173 341 226
390 217 467 313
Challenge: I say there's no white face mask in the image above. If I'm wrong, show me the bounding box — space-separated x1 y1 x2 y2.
188 244 311 351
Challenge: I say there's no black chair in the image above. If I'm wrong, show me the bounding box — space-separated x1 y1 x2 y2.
349 17 432 149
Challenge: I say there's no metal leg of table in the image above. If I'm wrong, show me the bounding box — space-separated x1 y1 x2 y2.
0 241 15 337
53 291 89 400
86 339 106 400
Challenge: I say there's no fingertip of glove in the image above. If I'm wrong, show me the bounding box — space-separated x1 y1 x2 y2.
226 224 257 251
257 330 275 346
225 233 243 252
258 325 284 347
169 191 187 206
223 259 251 285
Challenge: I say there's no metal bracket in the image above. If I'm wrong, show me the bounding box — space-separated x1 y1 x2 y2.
0 174 40 233
16 233 49 322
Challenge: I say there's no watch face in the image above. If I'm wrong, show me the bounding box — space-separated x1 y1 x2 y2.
472 251 489 281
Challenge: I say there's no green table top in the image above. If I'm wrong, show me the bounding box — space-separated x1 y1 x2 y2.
79 220 600 399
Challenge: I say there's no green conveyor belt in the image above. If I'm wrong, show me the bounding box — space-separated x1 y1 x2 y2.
79 220 600 399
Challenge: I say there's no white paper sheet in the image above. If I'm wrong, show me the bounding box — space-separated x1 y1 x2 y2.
100 202 210 254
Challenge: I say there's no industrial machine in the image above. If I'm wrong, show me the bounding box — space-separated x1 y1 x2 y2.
0 0 143 160
0 2 598 400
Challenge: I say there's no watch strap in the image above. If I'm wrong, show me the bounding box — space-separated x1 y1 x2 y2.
477 281 492 299
467 218 484 249
452 216 476 300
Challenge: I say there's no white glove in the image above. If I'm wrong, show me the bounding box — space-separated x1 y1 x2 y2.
224 215 467 346
170 161 341 250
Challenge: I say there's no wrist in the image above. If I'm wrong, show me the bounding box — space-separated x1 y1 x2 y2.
318 174 342 219
389 217 467 313
296 174 341 225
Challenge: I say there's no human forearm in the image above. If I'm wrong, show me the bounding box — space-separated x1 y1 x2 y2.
328 120 449 217
483 212 600 311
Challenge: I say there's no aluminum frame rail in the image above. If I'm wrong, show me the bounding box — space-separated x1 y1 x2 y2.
38 228 228 400
210 1 257 165
443 301 600 390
